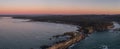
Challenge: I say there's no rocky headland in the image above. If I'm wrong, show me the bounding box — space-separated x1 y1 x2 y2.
10 15 120 49
45 22 114 49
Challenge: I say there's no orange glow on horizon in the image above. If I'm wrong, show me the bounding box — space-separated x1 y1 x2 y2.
0 6 120 14
0 0 120 14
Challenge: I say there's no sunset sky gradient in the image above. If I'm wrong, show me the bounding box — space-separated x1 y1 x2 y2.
0 0 120 14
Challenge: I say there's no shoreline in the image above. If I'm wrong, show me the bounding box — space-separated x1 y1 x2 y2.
45 22 114 49
47 32 85 49
11 16 116 49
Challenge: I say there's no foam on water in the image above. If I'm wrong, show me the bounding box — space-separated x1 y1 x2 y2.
101 45 108 49
112 21 120 29
109 21 120 32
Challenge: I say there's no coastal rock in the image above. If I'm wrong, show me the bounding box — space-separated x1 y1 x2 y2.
47 22 114 49
47 32 85 49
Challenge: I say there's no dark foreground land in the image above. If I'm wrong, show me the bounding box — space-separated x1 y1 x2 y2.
1 15 120 49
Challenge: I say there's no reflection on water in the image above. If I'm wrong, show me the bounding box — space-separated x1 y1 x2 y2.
0 17 77 49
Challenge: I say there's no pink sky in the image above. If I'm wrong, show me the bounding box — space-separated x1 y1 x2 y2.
0 0 120 14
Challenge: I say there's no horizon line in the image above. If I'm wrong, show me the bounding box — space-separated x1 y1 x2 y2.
0 14 120 16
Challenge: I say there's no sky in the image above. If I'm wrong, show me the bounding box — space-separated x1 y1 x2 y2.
0 0 120 15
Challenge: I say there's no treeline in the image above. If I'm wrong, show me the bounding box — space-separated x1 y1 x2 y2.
12 15 120 25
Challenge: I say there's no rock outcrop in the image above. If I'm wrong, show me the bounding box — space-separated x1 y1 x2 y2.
46 22 114 49
47 32 85 49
